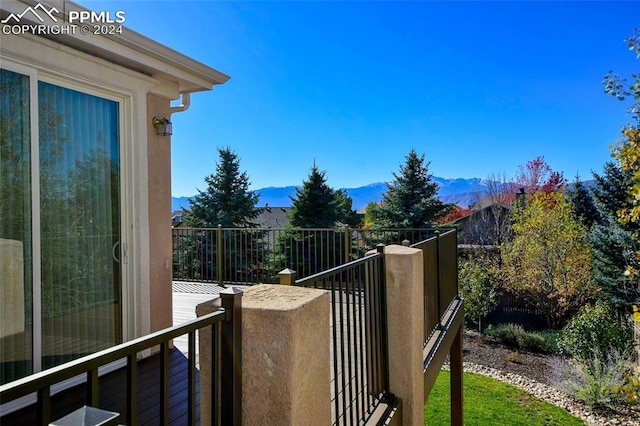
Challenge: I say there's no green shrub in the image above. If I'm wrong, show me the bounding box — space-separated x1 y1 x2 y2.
557 301 634 362
486 323 525 347
486 324 554 353
536 329 560 354
459 256 498 332
517 332 551 353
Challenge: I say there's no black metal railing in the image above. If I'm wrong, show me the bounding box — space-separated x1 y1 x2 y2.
172 226 442 285
0 290 242 426
413 228 464 419
411 229 459 344
295 245 394 426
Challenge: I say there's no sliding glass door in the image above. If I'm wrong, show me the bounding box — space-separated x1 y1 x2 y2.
0 68 123 384
0 68 34 384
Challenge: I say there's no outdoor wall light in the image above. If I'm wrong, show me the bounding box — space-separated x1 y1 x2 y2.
152 116 172 136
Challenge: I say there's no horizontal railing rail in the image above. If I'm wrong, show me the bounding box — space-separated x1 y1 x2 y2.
172 226 449 285
0 290 242 426
295 245 394 426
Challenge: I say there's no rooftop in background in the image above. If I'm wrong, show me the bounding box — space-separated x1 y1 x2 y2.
255 206 291 229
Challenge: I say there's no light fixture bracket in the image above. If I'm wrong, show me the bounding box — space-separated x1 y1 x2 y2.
152 116 172 136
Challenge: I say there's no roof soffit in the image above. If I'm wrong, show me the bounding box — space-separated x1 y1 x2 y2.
1 0 230 94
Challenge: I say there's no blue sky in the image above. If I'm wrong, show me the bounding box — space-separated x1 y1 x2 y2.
79 1 639 196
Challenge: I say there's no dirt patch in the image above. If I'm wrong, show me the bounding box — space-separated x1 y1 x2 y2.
462 330 558 386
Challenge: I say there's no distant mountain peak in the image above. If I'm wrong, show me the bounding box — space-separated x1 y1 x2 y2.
172 176 491 212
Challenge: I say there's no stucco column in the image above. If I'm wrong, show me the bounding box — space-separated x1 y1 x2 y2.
146 93 173 336
197 284 331 426
384 245 425 426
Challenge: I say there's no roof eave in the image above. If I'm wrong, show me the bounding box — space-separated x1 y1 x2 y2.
1 0 230 94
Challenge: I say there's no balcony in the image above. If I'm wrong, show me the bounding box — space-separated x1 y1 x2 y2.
1 228 462 425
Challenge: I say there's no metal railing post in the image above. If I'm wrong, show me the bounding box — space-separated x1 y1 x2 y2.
344 225 350 264
435 230 443 326
220 287 243 426
454 230 459 298
126 354 137 425
217 224 223 286
450 324 464 426
376 244 390 393
37 388 50 426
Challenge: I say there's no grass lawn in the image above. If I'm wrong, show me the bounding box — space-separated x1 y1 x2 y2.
424 371 584 425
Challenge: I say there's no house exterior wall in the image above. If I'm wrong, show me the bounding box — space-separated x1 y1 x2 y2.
147 93 173 333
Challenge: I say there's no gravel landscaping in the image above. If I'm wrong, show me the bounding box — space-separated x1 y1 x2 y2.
446 331 640 425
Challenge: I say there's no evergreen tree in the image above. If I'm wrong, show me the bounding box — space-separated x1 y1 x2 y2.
179 147 262 282
566 175 600 230
183 147 261 227
589 224 639 311
591 162 637 229
589 162 640 312
289 163 357 228
275 164 357 277
375 149 450 228
334 189 361 227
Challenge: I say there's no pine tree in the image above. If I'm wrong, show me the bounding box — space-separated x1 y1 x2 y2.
589 162 640 312
289 163 355 228
183 147 261 227
591 162 637 229
589 224 639 311
375 149 450 228
180 147 262 282
566 175 600 230
276 164 357 277
334 189 361 227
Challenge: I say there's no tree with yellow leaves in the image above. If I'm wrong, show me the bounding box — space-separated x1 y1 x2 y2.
501 191 595 328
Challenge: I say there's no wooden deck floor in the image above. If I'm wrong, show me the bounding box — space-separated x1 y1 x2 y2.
2 347 199 425
1 282 224 426
1 282 374 425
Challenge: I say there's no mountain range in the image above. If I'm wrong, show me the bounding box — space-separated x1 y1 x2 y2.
172 177 491 212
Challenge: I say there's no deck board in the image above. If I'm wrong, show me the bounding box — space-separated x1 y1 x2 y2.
1 282 371 425
1 348 197 425
0 284 224 426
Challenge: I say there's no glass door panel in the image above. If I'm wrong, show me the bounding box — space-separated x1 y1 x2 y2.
38 81 122 369
0 69 33 385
